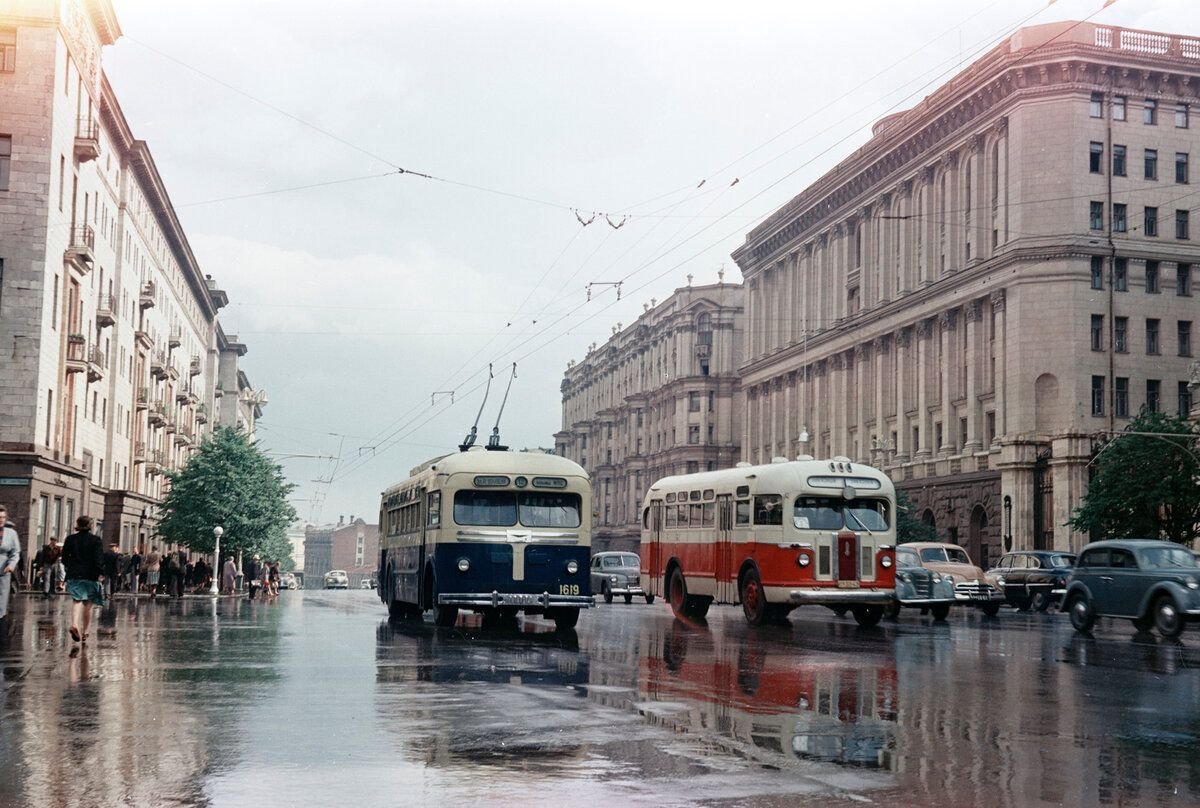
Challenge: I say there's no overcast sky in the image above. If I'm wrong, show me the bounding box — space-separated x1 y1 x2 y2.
101 0 1197 525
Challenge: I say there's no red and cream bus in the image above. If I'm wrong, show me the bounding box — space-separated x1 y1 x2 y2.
640 456 897 626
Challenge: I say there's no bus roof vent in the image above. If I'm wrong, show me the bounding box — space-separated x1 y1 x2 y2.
771 456 789 464
795 454 814 461
735 462 752 468
832 455 851 463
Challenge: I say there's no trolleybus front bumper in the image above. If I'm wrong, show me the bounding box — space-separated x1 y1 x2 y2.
787 588 894 605
437 591 596 609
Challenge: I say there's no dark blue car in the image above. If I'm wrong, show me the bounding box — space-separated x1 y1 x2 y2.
1063 540 1200 638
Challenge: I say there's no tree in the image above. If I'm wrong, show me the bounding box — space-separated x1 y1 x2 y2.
156 426 297 562
1069 411 1200 545
896 489 937 543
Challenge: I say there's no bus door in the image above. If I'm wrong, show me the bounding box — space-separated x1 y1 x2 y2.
716 495 734 602
415 486 428 605
648 500 663 596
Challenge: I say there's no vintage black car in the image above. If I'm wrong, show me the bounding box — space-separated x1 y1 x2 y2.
1064 540 1200 638
985 550 1076 612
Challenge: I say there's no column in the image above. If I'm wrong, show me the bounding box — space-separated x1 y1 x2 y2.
855 345 868 462
939 311 956 455
963 301 983 453
784 373 794 458
943 152 959 273
894 328 911 461
875 336 888 455
992 290 1008 440
915 319 933 459
742 388 753 462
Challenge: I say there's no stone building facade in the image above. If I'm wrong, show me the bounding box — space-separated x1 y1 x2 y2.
304 515 378 587
0 0 264 573
555 280 744 553
732 21 1200 563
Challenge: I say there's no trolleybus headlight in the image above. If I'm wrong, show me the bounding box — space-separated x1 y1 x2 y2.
457 558 470 573
797 553 811 567
880 555 893 569
566 560 579 574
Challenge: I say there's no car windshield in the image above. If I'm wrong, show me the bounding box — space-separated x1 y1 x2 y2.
945 547 971 564
1048 554 1075 568
919 548 947 563
896 549 921 568
1138 547 1198 569
619 553 639 567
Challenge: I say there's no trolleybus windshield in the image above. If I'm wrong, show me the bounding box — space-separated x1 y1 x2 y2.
453 490 581 528
793 497 890 531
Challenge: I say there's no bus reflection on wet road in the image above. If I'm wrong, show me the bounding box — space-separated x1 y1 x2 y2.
1 592 1198 807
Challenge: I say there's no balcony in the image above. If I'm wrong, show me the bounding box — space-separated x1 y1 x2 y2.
145 450 163 476
150 352 167 380
148 401 165 427
213 387 224 399
135 387 151 411
64 225 96 275
695 343 711 359
96 294 116 327
176 388 190 404
167 361 180 381
168 326 181 348
65 334 87 374
195 403 208 424
189 355 202 376
133 443 147 464
163 404 177 432
74 117 100 162
174 424 192 446
139 280 156 309
86 346 106 382
134 329 153 350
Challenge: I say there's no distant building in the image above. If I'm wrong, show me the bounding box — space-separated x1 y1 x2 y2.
304 515 378 587
555 279 744 553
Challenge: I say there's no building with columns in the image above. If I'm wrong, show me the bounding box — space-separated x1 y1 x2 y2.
555 279 743 553
0 0 264 573
732 21 1200 562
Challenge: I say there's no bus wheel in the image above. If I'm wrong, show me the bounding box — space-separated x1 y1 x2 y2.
852 605 883 628
669 567 708 618
740 568 769 626
549 607 579 631
389 600 417 621
434 604 458 628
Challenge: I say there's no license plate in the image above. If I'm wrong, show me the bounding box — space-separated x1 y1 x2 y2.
837 580 860 589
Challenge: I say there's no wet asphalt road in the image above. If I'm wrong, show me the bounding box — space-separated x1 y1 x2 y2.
0 591 1198 808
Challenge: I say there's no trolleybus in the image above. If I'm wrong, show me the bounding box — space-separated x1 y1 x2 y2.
641 456 897 626
378 446 594 630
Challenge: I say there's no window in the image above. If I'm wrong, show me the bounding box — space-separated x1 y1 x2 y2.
1090 256 1104 289
688 391 700 412
1113 95 1126 120
1144 207 1158 237
1112 145 1126 176
1177 209 1190 240
1115 317 1128 352
1146 379 1161 413
1089 201 1103 230
1180 321 1192 357
1177 103 1189 129
754 495 783 526
1090 314 1104 351
0 135 10 191
1145 261 1159 293
1143 98 1157 124
1090 92 1103 118
1115 377 1129 417
1092 375 1105 416
1089 141 1103 173
1178 264 1192 296
735 500 750 525
0 29 12 72
1177 152 1189 183
1115 258 1127 291
1146 318 1159 354
1179 381 1193 418
686 461 699 474
1113 203 1127 232
518 492 582 528
707 392 714 412
986 411 996 445
1145 149 1158 180
687 425 699 445
453 490 516 526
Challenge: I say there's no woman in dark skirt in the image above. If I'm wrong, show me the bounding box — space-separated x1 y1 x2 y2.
61 516 105 643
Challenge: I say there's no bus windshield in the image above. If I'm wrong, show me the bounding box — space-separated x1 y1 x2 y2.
793 497 890 531
453 490 581 528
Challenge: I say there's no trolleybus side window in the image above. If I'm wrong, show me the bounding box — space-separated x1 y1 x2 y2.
754 495 783 525
845 499 889 531
690 503 703 525
702 502 715 526
453 490 517 526
735 500 750 525
517 492 581 528
427 492 440 527
677 504 689 527
793 497 842 530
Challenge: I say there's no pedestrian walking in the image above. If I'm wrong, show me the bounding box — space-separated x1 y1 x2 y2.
221 556 236 595
128 547 142 593
176 550 189 598
246 555 262 601
0 505 21 627
268 561 280 596
145 546 161 599
101 542 121 601
41 536 62 598
61 516 104 644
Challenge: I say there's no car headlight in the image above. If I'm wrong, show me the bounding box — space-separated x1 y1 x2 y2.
566 560 578 574
1185 576 1199 590
609 575 618 583
880 555 893 569
897 571 909 582
931 573 942 583
995 575 1005 586
457 558 470 572
797 553 811 567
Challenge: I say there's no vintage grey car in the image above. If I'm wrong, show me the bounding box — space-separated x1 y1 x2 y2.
885 545 955 620
590 552 652 604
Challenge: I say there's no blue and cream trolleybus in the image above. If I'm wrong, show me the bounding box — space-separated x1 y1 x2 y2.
378 446 594 630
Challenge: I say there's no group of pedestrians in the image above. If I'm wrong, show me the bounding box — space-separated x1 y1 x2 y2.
243 555 284 599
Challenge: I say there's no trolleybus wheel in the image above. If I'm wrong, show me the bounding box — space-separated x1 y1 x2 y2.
624 593 633 604
851 605 883 628
549 607 580 631
389 599 418 621
931 603 951 621
740 568 769 626
602 584 613 604
434 604 458 628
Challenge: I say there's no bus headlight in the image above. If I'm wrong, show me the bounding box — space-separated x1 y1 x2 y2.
457 558 470 573
880 555 893 569
566 560 579 574
797 553 811 567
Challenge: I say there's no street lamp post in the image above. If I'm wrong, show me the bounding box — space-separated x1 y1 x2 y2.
211 525 223 597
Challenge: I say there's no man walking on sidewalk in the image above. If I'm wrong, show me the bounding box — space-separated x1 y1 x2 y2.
0 505 20 627
41 536 62 598
102 542 121 602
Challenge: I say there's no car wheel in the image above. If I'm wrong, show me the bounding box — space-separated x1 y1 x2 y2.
931 604 951 621
1153 594 1185 639
981 602 1001 617
645 594 655 605
852 606 883 628
1015 599 1031 613
624 593 633 604
1030 591 1050 613
740 568 769 626
1068 595 1095 634
1132 614 1154 633
602 583 613 604
883 600 902 620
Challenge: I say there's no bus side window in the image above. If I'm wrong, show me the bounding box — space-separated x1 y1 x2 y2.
702 502 714 527
427 491 440 527
666 504 678 528
735 500 750 526
754 495 783 526
690 503 703 525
